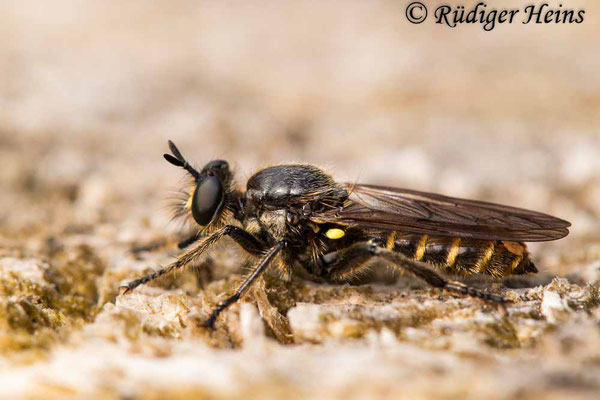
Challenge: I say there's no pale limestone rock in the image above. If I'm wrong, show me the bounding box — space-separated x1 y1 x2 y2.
1 2 600 398
541 290 573 324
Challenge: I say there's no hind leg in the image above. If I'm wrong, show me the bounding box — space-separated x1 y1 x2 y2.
319 242 507 305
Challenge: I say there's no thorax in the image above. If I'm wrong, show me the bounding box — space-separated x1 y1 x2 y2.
241 164 347 244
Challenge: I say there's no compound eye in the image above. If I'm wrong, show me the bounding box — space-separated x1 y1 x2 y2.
191 175 224 225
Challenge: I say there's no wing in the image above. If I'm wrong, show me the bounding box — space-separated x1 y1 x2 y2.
314 184 570 242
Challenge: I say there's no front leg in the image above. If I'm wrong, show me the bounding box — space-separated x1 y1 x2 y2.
319 242 507 306
121 225 268 294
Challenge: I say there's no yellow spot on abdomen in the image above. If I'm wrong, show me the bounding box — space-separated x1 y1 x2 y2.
475 241 495 273
509 253 524 273
446 237 461 267
414 234 429 261
326 228 345 240
386 231 397 250
502 241 525 255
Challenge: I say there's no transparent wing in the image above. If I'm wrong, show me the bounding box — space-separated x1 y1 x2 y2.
314 184 570 242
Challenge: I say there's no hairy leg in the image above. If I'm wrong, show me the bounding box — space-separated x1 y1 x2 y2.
321 242 507 305
203 241 286 329
120 225 267 294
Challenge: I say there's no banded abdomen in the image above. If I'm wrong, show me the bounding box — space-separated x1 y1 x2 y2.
384 232 537 278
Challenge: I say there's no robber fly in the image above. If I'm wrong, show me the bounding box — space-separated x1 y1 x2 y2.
121 141 570 328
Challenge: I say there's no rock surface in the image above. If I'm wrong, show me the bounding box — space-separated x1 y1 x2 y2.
1 1 600 399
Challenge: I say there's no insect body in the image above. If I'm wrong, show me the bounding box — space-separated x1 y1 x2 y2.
121 141 570 328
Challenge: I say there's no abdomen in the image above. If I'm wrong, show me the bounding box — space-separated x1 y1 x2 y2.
385 232 537 278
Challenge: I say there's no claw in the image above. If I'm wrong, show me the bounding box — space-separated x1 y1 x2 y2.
119 285 132 295
199 317 217 331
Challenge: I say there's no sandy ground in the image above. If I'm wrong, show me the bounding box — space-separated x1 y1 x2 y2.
1 1 600 399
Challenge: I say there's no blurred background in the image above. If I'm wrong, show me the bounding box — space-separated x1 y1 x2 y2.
1 0 599 269
1 0 598 229
1 1 599 398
